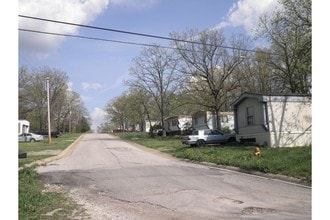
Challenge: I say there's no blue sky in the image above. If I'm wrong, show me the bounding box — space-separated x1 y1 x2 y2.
18 0 281 131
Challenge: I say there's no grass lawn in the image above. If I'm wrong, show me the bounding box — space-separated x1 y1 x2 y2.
19 167 88 219
114 132 311 184
19 133 89 219
19 133 81 167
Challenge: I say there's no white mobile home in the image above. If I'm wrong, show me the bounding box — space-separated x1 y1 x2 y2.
232 93 311 148
219 112 235 130
143 120 160 133
192 111 216 130
192 111 234 131
18 120 30 134
164 115 192 135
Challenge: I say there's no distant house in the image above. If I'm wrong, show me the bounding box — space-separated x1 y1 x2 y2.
192 111 234 130
144 120 160 133
192 111 234 131
192 111 215 130
164 115 192 135
219 112 235 131
18 120 30 134
232 92 311 148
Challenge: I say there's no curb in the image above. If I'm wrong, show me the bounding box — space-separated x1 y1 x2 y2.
184 159 311 188
117 136 311 188
21 134 85 169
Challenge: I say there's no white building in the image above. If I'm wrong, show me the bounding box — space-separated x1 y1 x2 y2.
192 111 234 131
164 115 192 135
232 93 311 148
18 120 30 134
144 120 160 133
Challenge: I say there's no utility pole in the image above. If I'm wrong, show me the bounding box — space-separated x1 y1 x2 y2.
69 106 72 134
46 77 51 144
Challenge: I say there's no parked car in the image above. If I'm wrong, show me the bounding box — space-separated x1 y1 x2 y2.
152 129 163 136
51 131 61 138
34 131 61 138
182 129 236 147
18 133 44 142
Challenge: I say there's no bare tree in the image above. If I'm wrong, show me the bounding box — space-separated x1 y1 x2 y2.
19 66 33 119
62 91 87 133
104 89 157 132
171 29 252 129
34 67 69 131
235 49 283 94
105 94 130 131
256 0 311 94
18 66 89 133
125 88 157 132
126 45 184 136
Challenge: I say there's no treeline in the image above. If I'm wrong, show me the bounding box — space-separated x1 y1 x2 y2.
19 66 91 133
99 0 311 134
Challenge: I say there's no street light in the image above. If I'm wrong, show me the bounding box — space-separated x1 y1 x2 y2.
46 77 51 144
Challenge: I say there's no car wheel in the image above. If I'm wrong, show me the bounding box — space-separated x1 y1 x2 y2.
228 137 236 143
30 138 35 143
196 139 205 147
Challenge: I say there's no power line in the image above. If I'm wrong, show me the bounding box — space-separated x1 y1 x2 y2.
19 28 257 59
19 28 163 48
18 14 278 56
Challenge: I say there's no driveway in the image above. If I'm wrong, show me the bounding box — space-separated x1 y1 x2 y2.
37 133 311 219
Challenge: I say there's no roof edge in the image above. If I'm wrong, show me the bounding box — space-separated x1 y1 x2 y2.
231 92 311 107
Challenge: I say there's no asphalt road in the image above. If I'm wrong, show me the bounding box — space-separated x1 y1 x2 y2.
37 133 311 220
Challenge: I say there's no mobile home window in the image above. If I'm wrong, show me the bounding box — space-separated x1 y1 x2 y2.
246 106 254 125
221 116 228 123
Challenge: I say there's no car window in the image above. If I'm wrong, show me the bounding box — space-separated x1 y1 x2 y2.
204 130 212 135
211 130 223 135
192 130 198 135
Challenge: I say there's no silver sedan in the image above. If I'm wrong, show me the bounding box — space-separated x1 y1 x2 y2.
182 129 236 147
18 133 44 142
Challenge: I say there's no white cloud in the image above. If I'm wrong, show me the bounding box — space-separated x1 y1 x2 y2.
90 107 107 132
81 82 104 90
216 0 280 35
19 0 110 59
